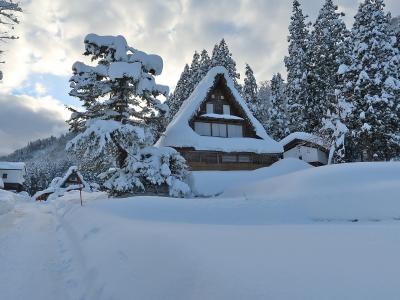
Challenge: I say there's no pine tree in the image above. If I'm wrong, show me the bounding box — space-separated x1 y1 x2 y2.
284 0 310 133
67 34 169 179
211 39 241 92
166 64 191 121
199 49 211 78
338 0 400 161
267 73 289 140
188 51 201 89
307 0 348 132
165 49 211 123
256 81 272 130
243 64 259 116
0 1 22 79
67 34 189 196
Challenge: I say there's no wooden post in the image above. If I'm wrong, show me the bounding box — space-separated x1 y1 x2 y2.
76 172 83 207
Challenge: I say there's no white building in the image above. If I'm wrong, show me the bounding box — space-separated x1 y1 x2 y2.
280 132 329 166
0 162 26 192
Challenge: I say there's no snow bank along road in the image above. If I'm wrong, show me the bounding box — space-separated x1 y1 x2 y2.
1 161 400 300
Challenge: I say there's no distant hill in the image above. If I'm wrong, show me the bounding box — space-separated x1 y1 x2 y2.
0 133 77 195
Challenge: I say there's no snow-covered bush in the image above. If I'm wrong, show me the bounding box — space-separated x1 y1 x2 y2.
100 147 190 198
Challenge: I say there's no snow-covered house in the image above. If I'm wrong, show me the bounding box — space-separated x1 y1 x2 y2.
0 162 26 192
34 166 91 201
157 66 283 170
280 132 329 166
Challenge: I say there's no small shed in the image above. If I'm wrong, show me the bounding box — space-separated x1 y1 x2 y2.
156 66 283 170
0 162 26 192
34 166 90 201
280 132 329 166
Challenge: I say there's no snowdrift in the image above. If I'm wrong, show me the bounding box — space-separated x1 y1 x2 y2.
61 161 400 225
0 190 17 215
223 161 400 222
190 158 311 196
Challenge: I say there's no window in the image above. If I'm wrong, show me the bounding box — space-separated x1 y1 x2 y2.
212 123 227 137
2 173 7 179
223 105 230 115
194 122 211 136
238 155 251 163
206 103 214 114
211 94 215 99
227 124 243 137
222 155 237 163
220 95 225 100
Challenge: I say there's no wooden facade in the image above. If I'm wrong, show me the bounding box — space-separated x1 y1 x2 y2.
177 148 281 170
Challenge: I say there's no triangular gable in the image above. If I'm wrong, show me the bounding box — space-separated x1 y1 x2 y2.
156 66 283 154
59 166 88 189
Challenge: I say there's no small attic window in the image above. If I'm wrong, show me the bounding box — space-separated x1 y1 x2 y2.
211 94 215 99
220 95 225 100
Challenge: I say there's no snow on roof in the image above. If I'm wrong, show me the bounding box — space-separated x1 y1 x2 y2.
280 132 328 149
0 162 25 170
156 66 283 154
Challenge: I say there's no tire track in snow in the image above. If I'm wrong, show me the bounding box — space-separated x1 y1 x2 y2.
54 203 105 300
0 203 70 300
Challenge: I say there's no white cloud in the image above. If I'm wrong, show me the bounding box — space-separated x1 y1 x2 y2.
0 0 399 155
2 0 398 93
0 93 69 155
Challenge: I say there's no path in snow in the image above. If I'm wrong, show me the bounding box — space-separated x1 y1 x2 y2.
0 203 70 300
0 201 105 300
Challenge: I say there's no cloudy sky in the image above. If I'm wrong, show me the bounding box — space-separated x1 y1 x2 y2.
0 0 399 156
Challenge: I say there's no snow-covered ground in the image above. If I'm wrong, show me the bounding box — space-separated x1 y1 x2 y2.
1 160 400 300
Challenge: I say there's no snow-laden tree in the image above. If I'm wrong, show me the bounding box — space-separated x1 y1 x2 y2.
165 64 191 122
337 0 400 161
165 50 212 124
267 73 289 140
256 80 272 130
0 0 22 79
390 15 400 49
242 64 259 118
307 0 348 132
199 49 211 79
67 34 190 196
211 39 241 92
284 0 311 133
188 51 202 90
